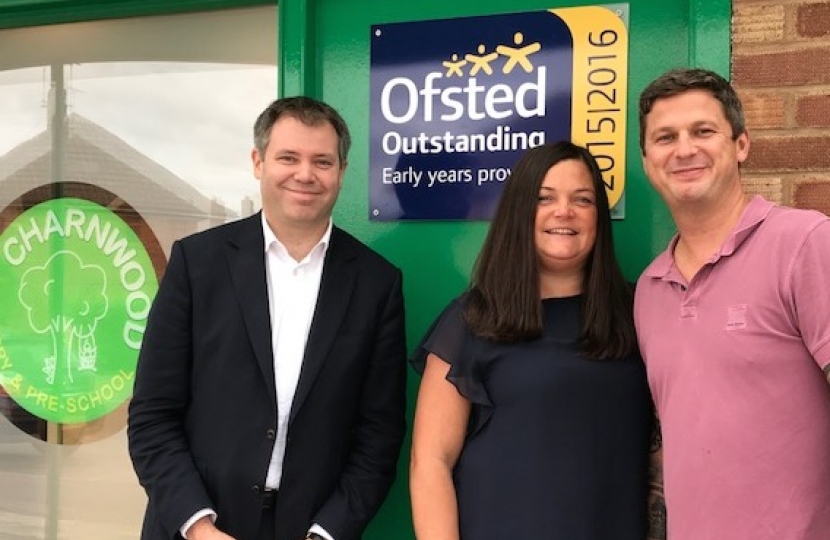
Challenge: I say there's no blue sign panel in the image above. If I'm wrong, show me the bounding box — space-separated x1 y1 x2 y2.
369 5 630 221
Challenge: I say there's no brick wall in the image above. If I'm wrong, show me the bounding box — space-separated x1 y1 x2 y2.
733 0 830 214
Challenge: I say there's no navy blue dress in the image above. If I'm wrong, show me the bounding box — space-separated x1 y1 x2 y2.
412 295 652 540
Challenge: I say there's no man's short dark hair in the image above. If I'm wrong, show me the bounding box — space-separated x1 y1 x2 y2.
253 96 351 166
638 68 746 153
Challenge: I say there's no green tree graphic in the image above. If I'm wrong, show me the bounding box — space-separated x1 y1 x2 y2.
18 251 108 386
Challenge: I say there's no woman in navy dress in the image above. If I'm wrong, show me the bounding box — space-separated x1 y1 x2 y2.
410 142 655 540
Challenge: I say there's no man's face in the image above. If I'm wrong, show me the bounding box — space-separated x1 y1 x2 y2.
252 115 345 233
641 89 749 209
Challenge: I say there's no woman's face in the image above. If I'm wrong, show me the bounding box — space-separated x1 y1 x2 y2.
534 158 598 276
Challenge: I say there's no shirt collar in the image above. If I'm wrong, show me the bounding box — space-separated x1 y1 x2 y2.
643 195 775 279
260 212 332 263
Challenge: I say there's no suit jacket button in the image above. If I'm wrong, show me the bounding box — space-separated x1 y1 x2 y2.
252 484 261 493
266 429 276 440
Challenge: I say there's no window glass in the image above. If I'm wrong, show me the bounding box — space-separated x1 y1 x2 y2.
0 7 276 538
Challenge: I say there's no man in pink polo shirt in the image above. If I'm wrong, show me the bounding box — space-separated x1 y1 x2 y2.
634 67 830 540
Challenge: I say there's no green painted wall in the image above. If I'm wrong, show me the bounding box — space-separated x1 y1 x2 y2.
0 0 730 538
278 0 729 538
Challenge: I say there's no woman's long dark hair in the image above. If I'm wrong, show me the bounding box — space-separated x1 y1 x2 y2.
463 141 636 360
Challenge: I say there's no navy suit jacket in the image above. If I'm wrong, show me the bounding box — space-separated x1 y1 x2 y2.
128 213 407 540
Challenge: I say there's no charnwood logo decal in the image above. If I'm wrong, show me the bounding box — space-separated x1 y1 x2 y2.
0 198 158 424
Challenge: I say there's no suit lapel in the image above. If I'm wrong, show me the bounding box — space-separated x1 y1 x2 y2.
290 227 357 421
226 213 277 404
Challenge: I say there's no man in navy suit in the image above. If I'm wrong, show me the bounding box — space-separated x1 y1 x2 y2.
128 96 407 540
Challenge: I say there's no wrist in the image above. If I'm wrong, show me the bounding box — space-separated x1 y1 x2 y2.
187 517 217 540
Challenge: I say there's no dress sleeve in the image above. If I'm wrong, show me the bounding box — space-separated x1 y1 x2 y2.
410 297 493 434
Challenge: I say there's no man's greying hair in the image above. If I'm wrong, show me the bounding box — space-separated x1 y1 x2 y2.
253 96 352 166
638 68 746 152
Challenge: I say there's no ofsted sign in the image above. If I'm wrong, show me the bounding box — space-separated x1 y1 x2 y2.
369 4 629 220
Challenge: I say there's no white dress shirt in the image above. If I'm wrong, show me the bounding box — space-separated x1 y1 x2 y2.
262 215 329 489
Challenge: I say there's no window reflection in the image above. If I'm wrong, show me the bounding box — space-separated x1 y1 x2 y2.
0 61 274 244
0 6 276 539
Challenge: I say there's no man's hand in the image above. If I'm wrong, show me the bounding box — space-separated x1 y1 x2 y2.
187 516 237 540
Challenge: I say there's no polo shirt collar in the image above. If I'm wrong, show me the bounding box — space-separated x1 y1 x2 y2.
644 195 774 280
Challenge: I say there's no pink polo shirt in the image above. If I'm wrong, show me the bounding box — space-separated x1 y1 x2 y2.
635 196 830 540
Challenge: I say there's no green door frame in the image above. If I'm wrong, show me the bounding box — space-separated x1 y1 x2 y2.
277 0 732 97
